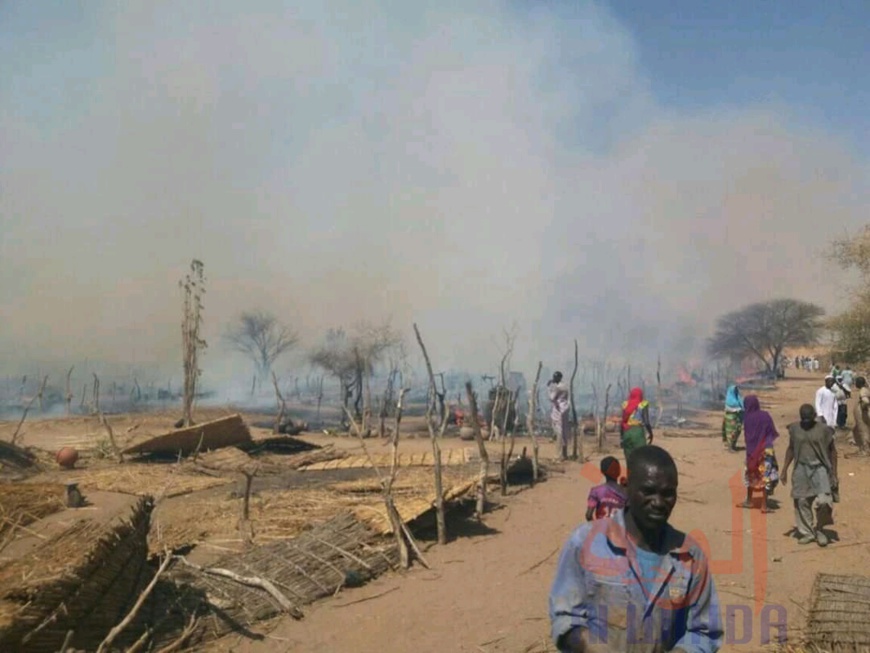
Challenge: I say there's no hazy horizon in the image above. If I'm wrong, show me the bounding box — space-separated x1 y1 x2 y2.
2 1 868 399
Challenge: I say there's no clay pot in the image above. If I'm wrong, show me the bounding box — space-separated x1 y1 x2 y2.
56 447 79 469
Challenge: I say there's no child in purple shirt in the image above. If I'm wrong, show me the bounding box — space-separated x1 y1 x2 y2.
585 456 627 521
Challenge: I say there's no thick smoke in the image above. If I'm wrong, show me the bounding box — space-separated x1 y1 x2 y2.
1 1 868 391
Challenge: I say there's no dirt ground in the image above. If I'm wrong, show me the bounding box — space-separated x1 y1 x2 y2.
3 370 868 652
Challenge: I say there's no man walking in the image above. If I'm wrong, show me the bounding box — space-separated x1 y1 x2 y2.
550 445 723 652
781 405 838 547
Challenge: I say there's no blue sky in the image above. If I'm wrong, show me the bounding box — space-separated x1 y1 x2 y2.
605 0 869 153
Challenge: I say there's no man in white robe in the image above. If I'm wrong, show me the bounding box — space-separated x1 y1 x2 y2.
815 376 839 427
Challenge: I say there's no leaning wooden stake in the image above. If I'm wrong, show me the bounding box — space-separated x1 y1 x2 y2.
96 551 173 653
465 382 489 517
413 323 447 546
528 362 543 484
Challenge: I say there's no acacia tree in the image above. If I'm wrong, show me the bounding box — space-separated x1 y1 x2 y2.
309 322 400 422
707 299 824 373
226 311 299 391
829 226 870 364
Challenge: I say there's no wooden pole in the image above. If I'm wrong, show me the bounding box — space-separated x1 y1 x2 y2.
570 340 580 460
528 361 543 483
465 382 489 517
413 323 447 545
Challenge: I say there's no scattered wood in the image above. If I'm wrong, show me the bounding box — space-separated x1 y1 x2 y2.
175 556 303 619
332 586 399 608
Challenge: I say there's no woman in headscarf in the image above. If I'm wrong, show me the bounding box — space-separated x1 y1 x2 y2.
738 395 779 513
620 387 653 460
722 384 744 451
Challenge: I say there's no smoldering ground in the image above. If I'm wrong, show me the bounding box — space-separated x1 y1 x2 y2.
1 1 868 391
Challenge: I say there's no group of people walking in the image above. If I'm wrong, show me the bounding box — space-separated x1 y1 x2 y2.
718 371 865 547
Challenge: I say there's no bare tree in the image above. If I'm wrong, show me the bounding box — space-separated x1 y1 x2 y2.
309 322 400 423
180 259 207 427
226 311 299 392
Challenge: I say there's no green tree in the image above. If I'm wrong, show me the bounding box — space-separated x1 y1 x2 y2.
707 299 825 373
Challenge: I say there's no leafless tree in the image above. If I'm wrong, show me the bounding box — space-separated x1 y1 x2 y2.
309 322 401 423
226 310 299 392
527 362 543 483
180 259 207 427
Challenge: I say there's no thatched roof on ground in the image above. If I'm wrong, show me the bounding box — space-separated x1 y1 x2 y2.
123 413 252 457
805 572 870 652
0 495 154 653
0 483 66 544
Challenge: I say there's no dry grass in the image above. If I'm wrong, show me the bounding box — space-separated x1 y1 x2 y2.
26 462 234 498
0 483 66 544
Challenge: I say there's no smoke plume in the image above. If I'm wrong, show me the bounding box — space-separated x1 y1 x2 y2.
1 1 867 390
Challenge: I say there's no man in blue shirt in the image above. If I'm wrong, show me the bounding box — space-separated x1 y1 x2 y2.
549 445 723 652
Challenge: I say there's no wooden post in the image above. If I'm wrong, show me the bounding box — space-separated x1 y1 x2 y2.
570 340 579 460
599 383 611 451
92 373 100 414
413 323 447 545
528 362 543 484
465 382 489 517
271 372 286 434
65 366 74 416
655 354 663 428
